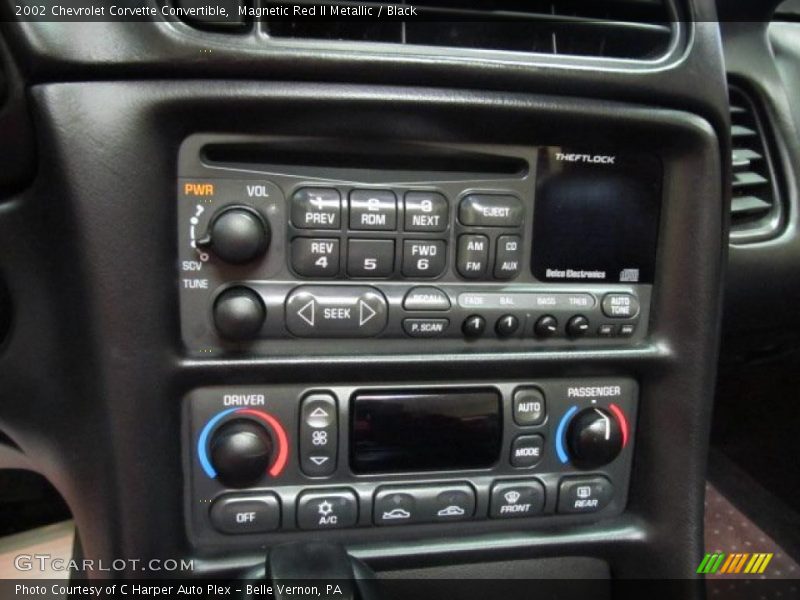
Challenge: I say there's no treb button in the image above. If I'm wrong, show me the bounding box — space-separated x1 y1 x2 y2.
210 493 280 534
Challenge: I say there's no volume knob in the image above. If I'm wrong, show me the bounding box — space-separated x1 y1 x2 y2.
197 205 270 264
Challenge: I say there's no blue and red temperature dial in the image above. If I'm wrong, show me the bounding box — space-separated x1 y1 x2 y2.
555 403 630 469
198 408 289 487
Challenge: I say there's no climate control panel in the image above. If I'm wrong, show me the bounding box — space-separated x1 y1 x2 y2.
178 136 659 355
184 379 637 550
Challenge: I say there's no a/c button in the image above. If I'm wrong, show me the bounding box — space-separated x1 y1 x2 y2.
210 493 280 534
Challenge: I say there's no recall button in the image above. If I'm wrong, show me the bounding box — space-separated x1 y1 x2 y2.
601 294 640 319
285 285 388 337
403 318 449 338
210 494 280 534
403 286 451 311
459 194 523 227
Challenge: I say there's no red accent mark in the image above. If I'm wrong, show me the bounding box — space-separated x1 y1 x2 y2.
237 409 289 477
608 403 629 448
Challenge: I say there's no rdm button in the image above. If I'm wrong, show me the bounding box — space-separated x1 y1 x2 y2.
285 286 388 337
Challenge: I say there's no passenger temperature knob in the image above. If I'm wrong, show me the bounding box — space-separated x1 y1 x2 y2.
197 205 270 264
209 419 274 488
566 407 623 469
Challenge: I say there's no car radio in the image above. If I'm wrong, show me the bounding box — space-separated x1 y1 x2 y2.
184 379 637 550
177 136 660 355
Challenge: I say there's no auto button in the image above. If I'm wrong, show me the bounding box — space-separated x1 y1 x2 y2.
285 286 388 337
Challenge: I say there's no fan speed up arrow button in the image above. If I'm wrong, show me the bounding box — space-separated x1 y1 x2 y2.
285 285 388 337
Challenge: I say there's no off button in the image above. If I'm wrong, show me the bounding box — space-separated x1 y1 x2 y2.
285 285 388 337
209 494 280 534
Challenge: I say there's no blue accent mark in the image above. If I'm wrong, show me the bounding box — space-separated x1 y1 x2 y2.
197 408 238 478
555 405 578 464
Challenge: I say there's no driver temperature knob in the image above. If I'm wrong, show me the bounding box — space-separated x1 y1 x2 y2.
209 419 273 488
566 407 624 469
197 205 270 264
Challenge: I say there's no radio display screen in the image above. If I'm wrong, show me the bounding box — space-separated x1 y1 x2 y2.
350 389 502 473
532 148 662 284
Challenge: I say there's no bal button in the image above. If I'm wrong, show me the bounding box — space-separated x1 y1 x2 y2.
495 314 519 337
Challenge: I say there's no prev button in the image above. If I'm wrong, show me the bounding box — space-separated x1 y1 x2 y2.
285 286 388 337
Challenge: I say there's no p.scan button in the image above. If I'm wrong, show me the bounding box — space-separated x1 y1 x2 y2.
285 285 388 337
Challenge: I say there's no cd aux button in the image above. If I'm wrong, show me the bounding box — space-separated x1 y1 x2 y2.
494 235 522 280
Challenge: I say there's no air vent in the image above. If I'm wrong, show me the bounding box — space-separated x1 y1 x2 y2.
728 87 782 239
264 0 676 60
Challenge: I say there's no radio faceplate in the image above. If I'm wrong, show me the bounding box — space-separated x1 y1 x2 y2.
178 136 659 355
184 379 637 551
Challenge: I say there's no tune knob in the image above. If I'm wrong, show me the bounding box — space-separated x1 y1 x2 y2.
566 407 624 469
213 287 266 341
209 419 274 488
197 205 270 264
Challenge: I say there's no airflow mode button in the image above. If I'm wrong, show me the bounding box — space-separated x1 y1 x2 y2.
285 286 388 337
